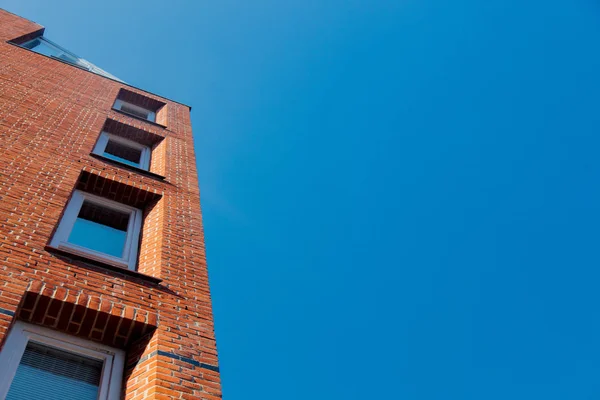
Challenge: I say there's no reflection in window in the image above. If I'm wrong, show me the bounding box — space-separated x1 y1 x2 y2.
68 201 129 258
93 132 151 170
113 99 156 122
105 139 143 167
19 37 123 82
49 190 143 270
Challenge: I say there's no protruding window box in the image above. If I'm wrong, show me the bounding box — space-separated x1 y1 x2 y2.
50 190 142 270
113 99 156 123
111 88 167 127
92 132 151 171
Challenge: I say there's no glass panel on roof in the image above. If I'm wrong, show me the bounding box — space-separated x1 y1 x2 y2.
20 36 124 82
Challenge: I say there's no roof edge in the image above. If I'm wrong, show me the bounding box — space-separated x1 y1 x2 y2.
1 8 192 111
0 7 43 29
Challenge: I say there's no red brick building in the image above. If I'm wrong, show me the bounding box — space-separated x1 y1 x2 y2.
0 9 221 400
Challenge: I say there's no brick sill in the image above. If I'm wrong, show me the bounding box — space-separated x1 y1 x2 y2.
111 108 168 129
45 246 162 284
90 153 166 181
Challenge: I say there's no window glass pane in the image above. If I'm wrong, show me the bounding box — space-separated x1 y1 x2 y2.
6 342 103 400
68 201 129 257
120 103 150 120
21 37 124 82
25 38 60 58
56 53 86 67
104 139 142 167
22 38 41 50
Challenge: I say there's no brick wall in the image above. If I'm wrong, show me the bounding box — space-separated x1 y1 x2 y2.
0 8 221 399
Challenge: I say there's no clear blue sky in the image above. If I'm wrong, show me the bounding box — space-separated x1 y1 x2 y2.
4 1 600 398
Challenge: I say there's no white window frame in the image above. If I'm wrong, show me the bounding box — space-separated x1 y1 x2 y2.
0 321 124 400
113 99 156 122
93 132 151 170
50 190 142 270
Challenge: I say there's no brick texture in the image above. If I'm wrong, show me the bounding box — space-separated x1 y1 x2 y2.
0 8 221 399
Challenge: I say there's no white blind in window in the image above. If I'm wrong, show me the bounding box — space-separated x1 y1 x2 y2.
6 342 103 400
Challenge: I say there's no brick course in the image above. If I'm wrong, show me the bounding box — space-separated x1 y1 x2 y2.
0 8 221 399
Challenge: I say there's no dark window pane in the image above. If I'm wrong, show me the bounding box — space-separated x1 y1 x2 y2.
104 139 142 167
120 103 150 120
22 38 41 50
68 201 129 257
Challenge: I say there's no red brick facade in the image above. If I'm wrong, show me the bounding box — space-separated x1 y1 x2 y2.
0 9 221 399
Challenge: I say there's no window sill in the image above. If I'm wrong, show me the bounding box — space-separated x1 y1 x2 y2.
90 153 166 181
45 246 162 284
111 108 167 129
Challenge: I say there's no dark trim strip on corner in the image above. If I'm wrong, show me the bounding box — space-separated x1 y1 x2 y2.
157 350 220 372
111 108 168 129
129 350 220 373
4 41 192 110
90 153 166 181
44 246 163 285
0 308 15 317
